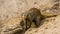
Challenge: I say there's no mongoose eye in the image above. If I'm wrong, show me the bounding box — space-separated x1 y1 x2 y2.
32 19 36 23
20 20 24 26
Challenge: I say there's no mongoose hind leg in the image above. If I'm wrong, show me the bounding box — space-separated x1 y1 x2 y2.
30 15 41 28
36 15 41 27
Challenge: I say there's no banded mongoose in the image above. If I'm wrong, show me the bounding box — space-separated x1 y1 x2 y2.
20 8 57 31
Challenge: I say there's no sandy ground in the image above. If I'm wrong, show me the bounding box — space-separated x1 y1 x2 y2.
0 0 60 34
